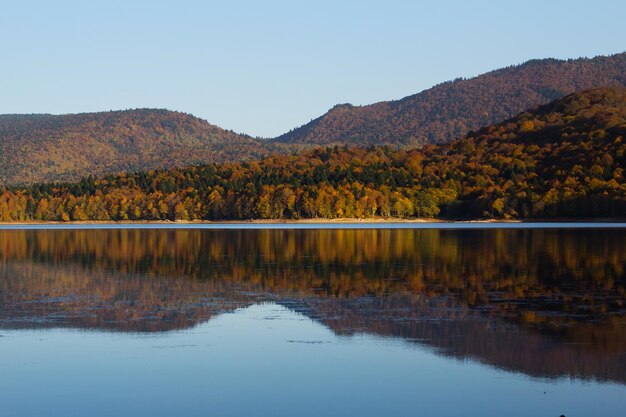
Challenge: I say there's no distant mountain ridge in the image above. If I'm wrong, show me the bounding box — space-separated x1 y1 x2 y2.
0 109 272 185
273 52 626 146
2 52 626 185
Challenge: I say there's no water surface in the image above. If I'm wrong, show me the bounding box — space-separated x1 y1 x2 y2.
0 226 625 416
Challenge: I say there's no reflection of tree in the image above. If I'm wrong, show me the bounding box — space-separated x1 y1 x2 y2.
1 228 623 307
0 228 625 382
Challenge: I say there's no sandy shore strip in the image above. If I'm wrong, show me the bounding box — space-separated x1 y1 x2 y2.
0 217 524 225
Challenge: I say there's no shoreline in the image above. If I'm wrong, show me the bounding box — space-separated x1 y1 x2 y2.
1 217 626 226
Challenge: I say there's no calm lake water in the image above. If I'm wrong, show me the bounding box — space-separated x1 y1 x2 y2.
1 224 625 416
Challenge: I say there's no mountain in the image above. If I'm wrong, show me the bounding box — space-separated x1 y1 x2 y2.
273 53 626 146
1 87 625 221
3 53 625 186
0 109 274 185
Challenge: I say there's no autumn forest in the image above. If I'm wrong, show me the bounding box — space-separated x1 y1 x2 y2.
0 87 625 221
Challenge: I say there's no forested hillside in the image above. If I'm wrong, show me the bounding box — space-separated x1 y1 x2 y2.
0 109 274 185
274 53 626 146
1 87 625 221
2 54 625 187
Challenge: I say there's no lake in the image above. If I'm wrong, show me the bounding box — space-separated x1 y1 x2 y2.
0 224 625 416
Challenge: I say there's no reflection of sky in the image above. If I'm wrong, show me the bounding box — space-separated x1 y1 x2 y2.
1 303 624 417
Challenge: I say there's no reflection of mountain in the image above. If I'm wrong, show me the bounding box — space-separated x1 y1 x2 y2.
0 261 254 332
286 296 626 384
0 228 625 383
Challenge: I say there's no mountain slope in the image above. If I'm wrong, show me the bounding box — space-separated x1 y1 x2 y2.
0 109 272 185
273 53 626 146
435 86 626 217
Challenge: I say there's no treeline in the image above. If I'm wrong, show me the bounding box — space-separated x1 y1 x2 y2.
1 87 625 221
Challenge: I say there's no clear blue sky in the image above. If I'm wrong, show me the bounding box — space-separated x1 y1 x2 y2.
1 0 624 137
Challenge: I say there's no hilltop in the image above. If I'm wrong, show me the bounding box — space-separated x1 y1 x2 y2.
273 53 626 146
0 109 273 185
